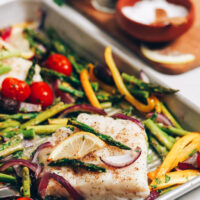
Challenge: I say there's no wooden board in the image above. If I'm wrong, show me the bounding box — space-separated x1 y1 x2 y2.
68 0 200 74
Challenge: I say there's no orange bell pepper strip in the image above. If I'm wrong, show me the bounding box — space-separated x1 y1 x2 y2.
154 133 200 179
80 68 101 109
88 63 116 95
105 46 156 113
150 170 199 190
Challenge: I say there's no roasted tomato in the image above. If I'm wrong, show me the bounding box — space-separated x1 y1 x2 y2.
16 198 32 200
29 81 54 108
45 53 72 76
1 77 31 102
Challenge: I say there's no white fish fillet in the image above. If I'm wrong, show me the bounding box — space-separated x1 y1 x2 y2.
0 57 42 87
40 114 150 200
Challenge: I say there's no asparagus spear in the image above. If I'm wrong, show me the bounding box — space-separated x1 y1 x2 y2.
25 58 37 85
49 158 106 173
58 84 84 98
0 119 20 130
91 82 99 92
160 103 183 129
127 87 150 100
22 167 31 198
2 129 35 139
0 63 11 75
100 102 112 109
40 68 80 86
0 173 16 184
149 135 168 160
21 102 73 129
158 124 189 136
24 28 51 48
144 119 175 150
0 135 24 159
122 73 178 95
0 50 21 60
68 119 131 150
0 113 38 121
48 118 69 125
26 125 73 135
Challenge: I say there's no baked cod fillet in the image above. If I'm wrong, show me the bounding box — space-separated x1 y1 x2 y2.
40 114 150 200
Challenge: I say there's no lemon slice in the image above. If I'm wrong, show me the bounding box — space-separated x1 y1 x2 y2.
48 131 105 161
141 45 195 64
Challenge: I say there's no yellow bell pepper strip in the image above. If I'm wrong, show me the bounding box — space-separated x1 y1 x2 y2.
88 63 116 95
154 133 200 178
161 103 183 129
148 167 161 181
150 170 199 190
80 68 101 109
154 97 162 113
105 46 156 113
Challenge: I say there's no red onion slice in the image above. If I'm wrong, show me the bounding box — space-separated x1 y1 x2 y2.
146 112 173 127
145 190 160 200
100 147 141 168
32 142 52 163
0 159 41 178
139 70 150 83
178 162 197 170
19 102 42 113
38 172 84 200
111 113 144 129
53 80 75 104
59 104 107 118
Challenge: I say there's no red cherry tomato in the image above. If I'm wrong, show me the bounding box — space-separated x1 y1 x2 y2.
197 153 200 169
16 198 32 200
45 53 72 76
1 77 31 102
1 27 12 41
29 81 54 108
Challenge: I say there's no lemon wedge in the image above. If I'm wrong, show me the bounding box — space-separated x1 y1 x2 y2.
48 131 105 161
141 45 195 64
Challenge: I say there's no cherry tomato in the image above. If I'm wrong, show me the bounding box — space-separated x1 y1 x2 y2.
45 53 72 76
16 198 32 200
1 27 12 41
197 152 200 168
1 77 31 102
29 81 54 108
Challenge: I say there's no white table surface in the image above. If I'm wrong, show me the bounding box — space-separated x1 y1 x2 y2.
70 5 200 199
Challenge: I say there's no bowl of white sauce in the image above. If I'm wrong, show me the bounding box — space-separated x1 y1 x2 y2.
116 0 194 42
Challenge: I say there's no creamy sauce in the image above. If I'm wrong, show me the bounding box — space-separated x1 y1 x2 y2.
122 0 188 25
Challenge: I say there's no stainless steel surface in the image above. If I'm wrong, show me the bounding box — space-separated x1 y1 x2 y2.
0 0 200 199
0 187 19 198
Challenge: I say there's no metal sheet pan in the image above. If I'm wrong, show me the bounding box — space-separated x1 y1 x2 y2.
0 0 200 199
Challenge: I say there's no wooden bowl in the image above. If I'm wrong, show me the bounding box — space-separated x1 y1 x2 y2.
116 0 195 42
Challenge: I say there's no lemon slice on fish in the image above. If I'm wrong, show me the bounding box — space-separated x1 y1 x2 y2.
48 131 105 161
141 45 195 64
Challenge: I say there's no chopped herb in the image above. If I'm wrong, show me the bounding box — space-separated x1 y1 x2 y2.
155 178 161 185
165 174 171 183
12 150 23 159
189 149 198 157
151 185 157 189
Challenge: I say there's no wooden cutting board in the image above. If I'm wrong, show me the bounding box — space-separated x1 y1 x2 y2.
68 0 200 74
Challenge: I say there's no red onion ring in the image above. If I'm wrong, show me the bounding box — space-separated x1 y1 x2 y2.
58 104 107 118
100 147 141 168
145 190 160 200
53 80 75 104
139 70 150 83
0 159 42 178
38 172 84 200
32 142 52 163
177 162 197 170
111 113 144 129
146 112 173 127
